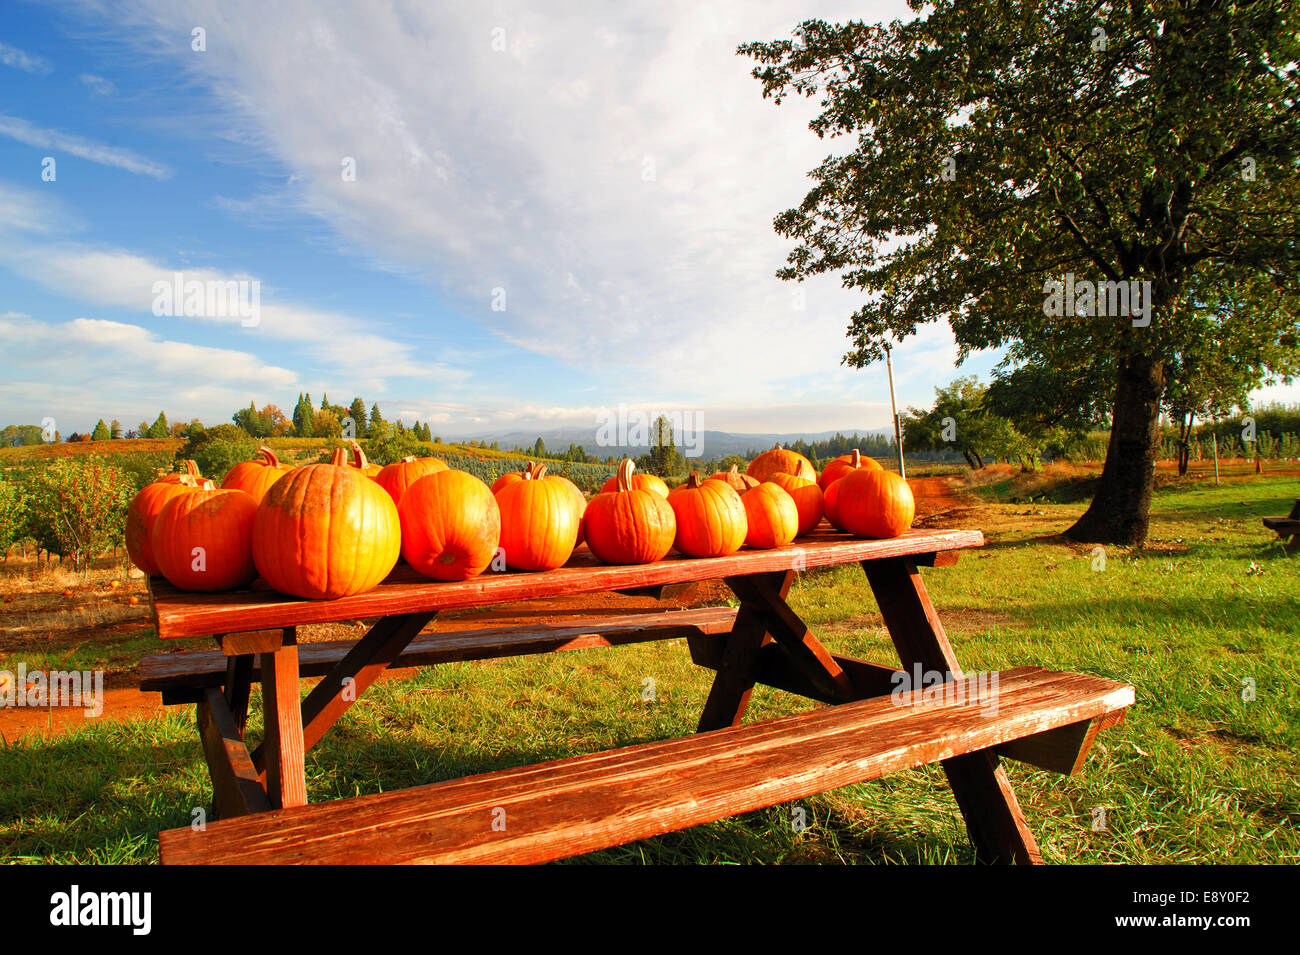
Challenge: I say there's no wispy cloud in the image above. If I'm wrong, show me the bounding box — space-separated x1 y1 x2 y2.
79 73 117 95
0 114 170 178
0 41 52 74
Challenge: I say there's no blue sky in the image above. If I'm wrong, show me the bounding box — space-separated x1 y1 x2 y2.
1 1 1293 439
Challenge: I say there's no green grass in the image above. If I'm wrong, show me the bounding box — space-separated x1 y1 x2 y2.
2 474 1297 864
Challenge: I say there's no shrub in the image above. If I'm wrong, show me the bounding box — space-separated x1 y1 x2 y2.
21 456 135 568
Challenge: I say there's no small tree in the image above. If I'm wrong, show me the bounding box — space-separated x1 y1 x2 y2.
109 420 122 440
0 480 25 564
91 419 110 441
146 412 170 439
23 457 135 569
349 397 368 437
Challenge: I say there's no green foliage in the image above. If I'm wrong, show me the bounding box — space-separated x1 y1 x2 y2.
145 412 169 439
904 377 1039 469
90 420 110 441
636 415 686 477
0 424 47 447
176 424 257 482
349 398 368 437
0 479 25 559
20 456 135 568
364 422 424 466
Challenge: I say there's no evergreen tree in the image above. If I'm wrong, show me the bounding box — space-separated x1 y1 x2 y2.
349 397 367 437
147 412 169 439
369 403 385 432
91 419 110 441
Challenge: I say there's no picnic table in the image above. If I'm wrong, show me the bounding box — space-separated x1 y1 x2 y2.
1263 499 1300 552
141 526 1133 864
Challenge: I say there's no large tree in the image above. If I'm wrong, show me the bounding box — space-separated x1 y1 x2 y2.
742 0 1300 543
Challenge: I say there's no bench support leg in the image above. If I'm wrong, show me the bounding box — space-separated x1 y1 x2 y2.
863 556 1042 865
261 629 307 810
224 654 253 738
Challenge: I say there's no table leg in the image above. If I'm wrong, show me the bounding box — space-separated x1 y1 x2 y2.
862 556 1042 864
260 630 307 810
223 654 253 738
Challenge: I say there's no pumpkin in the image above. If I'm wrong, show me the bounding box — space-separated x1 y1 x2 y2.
583 459 676 565
126 474 213 576
221 446 292 505
766 472 825 538
494 463 581 571
823 478 849 531
253 460 401 599
399 470 501 581
157 460 204 485
818 448 881 490
599 468 669 499
152 487 259 591
374 455 449 507
667 472 746 558
746 446 816 484
741 482 799 549
706 464 760 494
335 441 384 478
836 469 916 539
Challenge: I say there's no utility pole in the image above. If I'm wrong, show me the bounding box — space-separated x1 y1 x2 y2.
884 343 906 479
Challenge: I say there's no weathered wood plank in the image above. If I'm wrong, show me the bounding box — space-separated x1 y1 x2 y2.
158 666 1133 865
695 571 791 732
149 528 984 640
195 688 271 819
141 607 740 696
217 629 286 656
997 715 1107 775
260 634 306 810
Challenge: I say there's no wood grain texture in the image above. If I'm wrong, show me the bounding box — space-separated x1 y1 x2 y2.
260 636 306 810
158 666 1133 865
149 528 983 640
997 715 1106 775
689 636 903 704
196 688 271 819
695 571 791 732
141 608 740 696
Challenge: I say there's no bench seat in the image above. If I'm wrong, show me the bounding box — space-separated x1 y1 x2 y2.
158 665 1133 865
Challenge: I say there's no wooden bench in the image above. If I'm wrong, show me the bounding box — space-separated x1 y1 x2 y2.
142 530 1134 864
1263 499 1300 552
158 666 1132 864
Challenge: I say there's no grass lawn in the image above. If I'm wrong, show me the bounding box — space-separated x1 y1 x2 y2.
1 472 1297 864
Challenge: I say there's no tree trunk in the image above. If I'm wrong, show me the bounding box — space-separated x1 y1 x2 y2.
1177 412 1193 476
1066 351 1164 544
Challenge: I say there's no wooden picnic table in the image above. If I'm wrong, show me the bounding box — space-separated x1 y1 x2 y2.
142 526 1133 864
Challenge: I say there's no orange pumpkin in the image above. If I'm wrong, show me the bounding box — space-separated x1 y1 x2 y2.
152 487 259 592
126 474 213 576
494 463 581 571
374 455 449 507
747 446 816 484
157 460 204 484
221 447 292 505
599 469 669 499
706 464 760 493
584 459 676 564
667 472 746 558
336 441 384 478
818 448 882 490
823 478 849 531
766 472 825 538
741 482 799 549
253 460 401 599
399 470 501 581
836 469 915 539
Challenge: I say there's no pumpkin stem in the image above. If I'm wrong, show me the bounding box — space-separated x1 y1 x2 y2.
616 458 635 492
401 455 417 463
728 464 739 477
182 460 200 477
258 447 280 467
685 471 702 489
851 448 860 468
526 463 548 481
349 440 369 470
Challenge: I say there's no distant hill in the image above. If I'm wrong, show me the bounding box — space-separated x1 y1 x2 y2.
437 427 893 461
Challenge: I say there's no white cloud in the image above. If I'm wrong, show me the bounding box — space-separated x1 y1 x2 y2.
0 114 170 179
79 73 117 95
0 311 299 429
73 0 924 410
0 41 51 74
